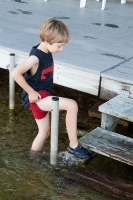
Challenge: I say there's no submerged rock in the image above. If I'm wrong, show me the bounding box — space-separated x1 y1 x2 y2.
58 151 95 166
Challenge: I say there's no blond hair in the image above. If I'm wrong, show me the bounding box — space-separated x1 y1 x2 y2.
39 18 70 44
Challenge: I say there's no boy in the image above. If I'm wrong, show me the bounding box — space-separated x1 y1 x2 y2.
12 18 91 160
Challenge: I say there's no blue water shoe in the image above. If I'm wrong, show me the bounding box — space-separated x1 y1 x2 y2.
67 144 92 159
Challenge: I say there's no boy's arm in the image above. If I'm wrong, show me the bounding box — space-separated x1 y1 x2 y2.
12 56 41 103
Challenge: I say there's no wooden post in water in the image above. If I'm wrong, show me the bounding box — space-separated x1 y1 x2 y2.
9 53 15 110
50 97 59 165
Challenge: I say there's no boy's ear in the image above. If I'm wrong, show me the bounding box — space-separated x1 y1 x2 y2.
45 41 50 45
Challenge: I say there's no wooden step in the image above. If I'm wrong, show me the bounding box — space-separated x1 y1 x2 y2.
89 101 129 126
79 127 133 166
99 94 133 122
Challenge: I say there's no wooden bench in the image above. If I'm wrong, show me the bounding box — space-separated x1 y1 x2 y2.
79 127 133 166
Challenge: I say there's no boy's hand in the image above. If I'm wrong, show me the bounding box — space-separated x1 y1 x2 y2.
28 91 41 103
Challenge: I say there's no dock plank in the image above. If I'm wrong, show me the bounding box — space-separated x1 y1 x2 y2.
0 0 133 99
89 101 129 126
79 127 133 166
99 95 133 122
100 58 133 99
0 46 100 95
54 61 100 95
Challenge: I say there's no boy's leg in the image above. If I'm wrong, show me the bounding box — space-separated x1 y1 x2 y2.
36 96 78 148
31 112 50 151
36 96 91 159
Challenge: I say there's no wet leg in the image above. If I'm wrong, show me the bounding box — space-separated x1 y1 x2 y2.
31 112 50 151
36 96 78 148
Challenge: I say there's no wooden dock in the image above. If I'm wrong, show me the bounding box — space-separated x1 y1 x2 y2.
0 0 133 100
79 92 133 166
0 0 133 165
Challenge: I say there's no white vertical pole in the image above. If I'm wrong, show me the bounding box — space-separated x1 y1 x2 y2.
9 53 15 110
50 97 59 165
80 0 86 8
101 0 106 10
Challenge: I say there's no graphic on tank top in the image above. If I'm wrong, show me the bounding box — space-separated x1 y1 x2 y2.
41 62 53 80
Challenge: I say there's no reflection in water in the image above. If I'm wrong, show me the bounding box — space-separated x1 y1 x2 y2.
8 111 14 129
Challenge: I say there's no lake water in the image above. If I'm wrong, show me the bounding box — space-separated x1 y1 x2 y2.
0 68 133 200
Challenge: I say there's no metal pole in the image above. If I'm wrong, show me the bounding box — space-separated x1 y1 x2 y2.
50 97 59 165
9 53 15 110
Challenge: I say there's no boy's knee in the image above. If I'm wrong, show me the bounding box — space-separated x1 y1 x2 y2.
39 126 50 135
68 100 78 112
45 127 50 136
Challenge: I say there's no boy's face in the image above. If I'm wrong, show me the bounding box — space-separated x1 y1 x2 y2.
47 42 65 54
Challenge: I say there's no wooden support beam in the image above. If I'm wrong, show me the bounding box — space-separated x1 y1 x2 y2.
101 113 119 131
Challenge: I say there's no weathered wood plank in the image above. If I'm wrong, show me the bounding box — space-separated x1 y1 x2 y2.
0 46 100 96
88 101 129 126
102 58 133 84
63 168 133 200
100 77 133 100
54 61 100 95
101 113 119 131
99 95 133 122
0 46 28 70
100 58 133 100
79 127 133 166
